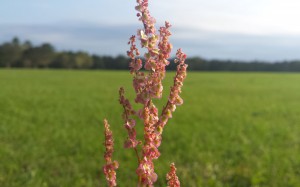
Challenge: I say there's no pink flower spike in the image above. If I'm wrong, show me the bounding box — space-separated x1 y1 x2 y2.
103 119 118 187
119 87 140 149
166 163 180 187
102 0 188 185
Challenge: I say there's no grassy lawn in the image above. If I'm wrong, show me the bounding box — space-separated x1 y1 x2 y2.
1 69 300 187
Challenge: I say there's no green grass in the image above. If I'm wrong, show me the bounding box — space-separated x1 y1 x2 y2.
1 69 300 187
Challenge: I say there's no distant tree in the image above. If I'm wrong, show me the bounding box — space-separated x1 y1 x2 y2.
115 55 129 69
73 51 93 69
50 52 72 68
51 51 93 69
186 57 206 71
289 61 300 71
0 37 23 67
21 43 55 68
1 37 300 71
23 40 32 49
102 56 115 69
92 55 105 69
12 37 20 46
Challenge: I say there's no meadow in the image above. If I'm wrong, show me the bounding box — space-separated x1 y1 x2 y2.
1 69 300 187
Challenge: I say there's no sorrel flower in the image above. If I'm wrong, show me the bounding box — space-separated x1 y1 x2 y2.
119 87 140 149
103 119 119 187
166 163 180 187
127 0 187 185
102 0 187 186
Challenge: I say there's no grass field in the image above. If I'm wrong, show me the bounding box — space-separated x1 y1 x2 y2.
1 69 300 187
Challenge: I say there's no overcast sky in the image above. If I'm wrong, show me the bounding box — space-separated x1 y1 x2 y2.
1 0 300 61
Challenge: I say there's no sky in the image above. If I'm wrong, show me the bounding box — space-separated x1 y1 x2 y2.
1 0 300 61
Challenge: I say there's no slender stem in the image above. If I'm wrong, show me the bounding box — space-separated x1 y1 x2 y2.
122 105 129 120
138 176 142 187
134 147 141 163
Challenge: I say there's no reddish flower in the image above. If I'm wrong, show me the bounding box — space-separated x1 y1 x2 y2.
119 87 139 148
103 119 118 187
136 157 158 186
103 0 187 186
166 163 180 187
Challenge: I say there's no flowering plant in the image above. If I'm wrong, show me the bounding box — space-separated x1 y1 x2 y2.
102 0 187 186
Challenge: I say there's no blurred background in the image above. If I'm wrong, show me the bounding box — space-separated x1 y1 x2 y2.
2 0 300 61
1 1 300 187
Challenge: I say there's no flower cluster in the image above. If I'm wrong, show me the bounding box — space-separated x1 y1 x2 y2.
136 102 161 186
103 0 187 186
166 163 180 187
157 48 188 130
103 119 119 187
127 35 142 74
126 0 187 186
119 87 140 149
130 0 174 106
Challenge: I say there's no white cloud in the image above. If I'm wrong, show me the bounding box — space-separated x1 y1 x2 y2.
150 0 300 35
2 23 300 61
2 0 300 60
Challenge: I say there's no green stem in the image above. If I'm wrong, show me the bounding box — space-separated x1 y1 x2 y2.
134 147 141 163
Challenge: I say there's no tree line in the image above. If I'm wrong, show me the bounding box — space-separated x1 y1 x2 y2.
1 37 300 71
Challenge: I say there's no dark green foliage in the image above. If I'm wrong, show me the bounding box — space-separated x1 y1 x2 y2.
2 37 300 71
22 43 55 68
0 37 24 67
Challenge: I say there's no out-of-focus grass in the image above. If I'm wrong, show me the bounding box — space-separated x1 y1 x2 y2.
1 69 300 187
